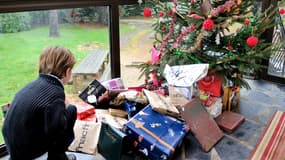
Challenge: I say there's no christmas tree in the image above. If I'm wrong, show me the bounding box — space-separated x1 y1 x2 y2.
134 0 285 89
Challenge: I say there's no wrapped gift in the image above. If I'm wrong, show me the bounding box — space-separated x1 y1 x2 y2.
74 102 95 120
198 73 222 97
124 105 189 160
96 109 128 129
124 100 145 119
82 114 96 122
78 79 108 107
143 89 180 118
204 98 223 118
168 86 190 107
109 108 128 118
119 90 148 104
101 78 125 90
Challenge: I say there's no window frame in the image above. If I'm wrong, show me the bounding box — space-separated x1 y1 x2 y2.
0 0 139 78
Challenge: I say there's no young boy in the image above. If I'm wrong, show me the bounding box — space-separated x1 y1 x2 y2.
2 46 77 160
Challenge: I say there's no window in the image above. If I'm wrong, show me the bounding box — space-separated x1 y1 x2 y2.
119 4 155 86
0 6 112 144
0 0 143 148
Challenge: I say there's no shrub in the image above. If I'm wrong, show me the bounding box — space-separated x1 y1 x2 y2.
0 12 31 33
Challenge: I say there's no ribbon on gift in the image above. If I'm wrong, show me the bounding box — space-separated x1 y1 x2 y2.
130 119 175 152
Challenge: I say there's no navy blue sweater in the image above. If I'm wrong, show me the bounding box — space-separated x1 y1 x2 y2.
2 74 77 160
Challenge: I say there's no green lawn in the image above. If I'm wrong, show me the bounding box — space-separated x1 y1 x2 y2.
0 22 137 144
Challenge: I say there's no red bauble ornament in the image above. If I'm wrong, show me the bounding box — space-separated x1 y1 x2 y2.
168 10 173 17
279 8 285 15
143 8 152 17
203 19 214 30
159 12 164 17
227 45 233 50
246 36 259 48
161 26 166 32
190 25 196 32
244 19 250 25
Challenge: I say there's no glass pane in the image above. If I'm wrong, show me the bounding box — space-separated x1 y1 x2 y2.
119 4 155 87
0 7 110 145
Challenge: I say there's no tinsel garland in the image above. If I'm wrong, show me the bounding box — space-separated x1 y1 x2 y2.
159 0 177 55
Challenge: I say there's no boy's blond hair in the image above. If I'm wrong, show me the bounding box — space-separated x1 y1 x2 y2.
39 46 76 79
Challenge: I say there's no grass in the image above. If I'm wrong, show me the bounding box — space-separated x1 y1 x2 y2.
0 22 137 144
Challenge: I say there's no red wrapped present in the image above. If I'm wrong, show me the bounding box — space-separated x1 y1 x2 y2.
74 102 95 120
198 73 222 97
82 114 96 122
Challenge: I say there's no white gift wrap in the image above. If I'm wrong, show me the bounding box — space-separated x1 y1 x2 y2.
205 98 223 118
163 64 208 87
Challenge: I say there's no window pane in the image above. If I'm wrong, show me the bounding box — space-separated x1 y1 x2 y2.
0 7 110 144
119 4 155 87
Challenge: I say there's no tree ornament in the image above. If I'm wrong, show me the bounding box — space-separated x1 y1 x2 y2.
203 19 214 30
237 0 242 5
200 0 213 16
246 36 259 48
159 12 164 17
227 45 233 50
190 24 195 32
215 33 220 45
143 8 152 17
244 19 250 25
187 13 204 19
168 10 173 17
161 26 166 32
211 8 219 17
137 0 143 4
279 8 285 15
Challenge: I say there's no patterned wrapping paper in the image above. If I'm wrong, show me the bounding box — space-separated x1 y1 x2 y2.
101 77 125 90
96 109 128 129
124 105 189 160
143 89 180 118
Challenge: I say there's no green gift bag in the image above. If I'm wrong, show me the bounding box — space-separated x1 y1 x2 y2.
98 122 133 160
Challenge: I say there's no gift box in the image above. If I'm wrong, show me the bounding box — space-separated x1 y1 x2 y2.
204 98 223 118
143 89 180 118
101 78 125 90
96 109 128 129
82 114 96 122
78 79 108 108
168 86 190 107
124 100 145 119
198 73 222 97
74 102 95 120
109 108 128 118
124 105 188 160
